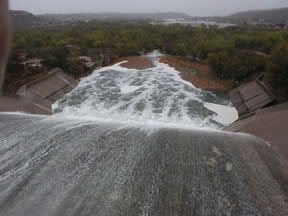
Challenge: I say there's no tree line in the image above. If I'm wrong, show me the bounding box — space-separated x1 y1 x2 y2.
7 22 288 97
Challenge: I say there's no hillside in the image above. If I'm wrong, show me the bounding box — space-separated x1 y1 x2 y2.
39 12 190 23
10 10 43 25
229 7 288 24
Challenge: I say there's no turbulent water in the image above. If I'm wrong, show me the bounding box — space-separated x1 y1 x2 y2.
1 113 288 216
1 51 288 216
53 51 237 129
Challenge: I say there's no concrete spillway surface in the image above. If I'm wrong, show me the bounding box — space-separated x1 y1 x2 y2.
0 113 288 215
1 52 288 215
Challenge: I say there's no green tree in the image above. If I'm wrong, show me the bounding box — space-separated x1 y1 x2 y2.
265 43 288 98
42 47 70 69
206 51 230 79
233 51 265 81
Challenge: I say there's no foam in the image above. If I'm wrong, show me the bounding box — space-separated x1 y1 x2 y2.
53 51 238 129
204 102 238 125
120 85 141 94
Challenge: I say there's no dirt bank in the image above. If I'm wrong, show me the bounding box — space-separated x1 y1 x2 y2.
112 56 154 69
159 56 231 91
113 55 232 91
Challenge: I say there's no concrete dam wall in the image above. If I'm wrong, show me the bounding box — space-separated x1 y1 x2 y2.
0 113 288 216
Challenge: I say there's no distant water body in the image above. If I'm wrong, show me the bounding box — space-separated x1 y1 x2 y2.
152 19 236 28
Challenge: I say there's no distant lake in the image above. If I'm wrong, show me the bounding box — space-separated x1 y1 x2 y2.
152 18 235 28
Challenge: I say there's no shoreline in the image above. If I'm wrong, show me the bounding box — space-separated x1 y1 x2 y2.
112 56 154 69
159 56 232 91
112 55 232 92
0 55 232 115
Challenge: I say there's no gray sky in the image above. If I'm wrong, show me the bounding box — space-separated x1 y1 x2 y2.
10 0 288 16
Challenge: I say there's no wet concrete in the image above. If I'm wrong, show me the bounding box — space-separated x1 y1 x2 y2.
0 96 51 114
226 102 288 161
0 68 78 115
0 113 288 215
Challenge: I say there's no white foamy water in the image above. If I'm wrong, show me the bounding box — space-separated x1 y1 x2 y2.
53 51 238 129
204 103 239 125
120 85 141 94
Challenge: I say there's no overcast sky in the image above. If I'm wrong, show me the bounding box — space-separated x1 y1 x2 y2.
10 0 288 16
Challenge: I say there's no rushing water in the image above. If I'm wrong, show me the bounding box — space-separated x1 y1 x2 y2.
1 51 288 216
53 51 237 129
1 113 288 216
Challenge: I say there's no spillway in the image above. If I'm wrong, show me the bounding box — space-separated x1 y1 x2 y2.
1 52 288 215
0 113 288 215
53 52 238 129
